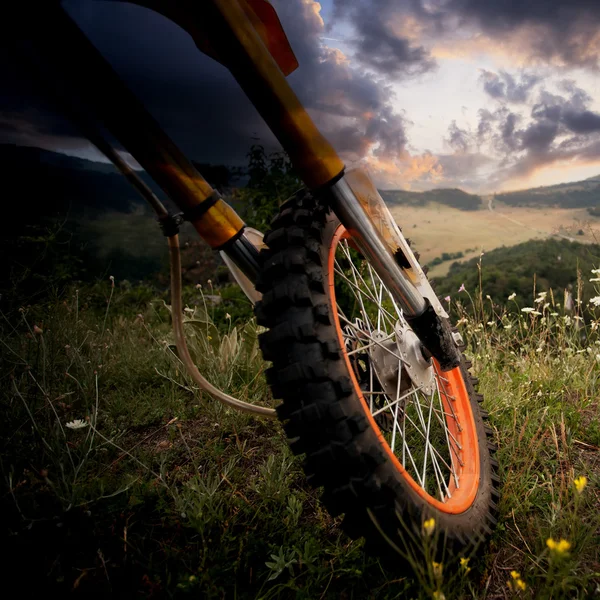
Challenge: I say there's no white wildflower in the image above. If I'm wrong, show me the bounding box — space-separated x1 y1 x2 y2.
589 296 600 307
592 269 600 274
521 307 541 315
66 419 88 430
590 278 600 282
508 292 516 301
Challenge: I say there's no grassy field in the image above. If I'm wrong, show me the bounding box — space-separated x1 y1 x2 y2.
389 202 600 278
1 279 599 598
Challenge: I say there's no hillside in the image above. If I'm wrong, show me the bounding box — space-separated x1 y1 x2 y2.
380 174 600 211
432 238 600 304
495 175 600 208
380 187 483 211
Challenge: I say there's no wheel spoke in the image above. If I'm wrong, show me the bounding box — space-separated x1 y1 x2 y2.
371 385 425 417
332 232 469 505
339 242 399 326
337 313 409 366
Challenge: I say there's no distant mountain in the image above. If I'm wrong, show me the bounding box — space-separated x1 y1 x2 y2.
0 144 236 294
380 175 600 211
0 144 162 219
494 176 600 209
379 188 482 211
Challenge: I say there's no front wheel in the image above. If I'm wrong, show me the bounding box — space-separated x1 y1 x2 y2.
255 190 499 563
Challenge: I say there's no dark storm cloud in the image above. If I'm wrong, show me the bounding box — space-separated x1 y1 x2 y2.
0 49 117 160
351 16 434 77
480 70 539 104
2 0 413 172
330 0 436 77
562 110 600 134
440 0 600 68
272 0 410 162
527 83 600 137
520 120 559 153
65 1 274 166
334 0 600 69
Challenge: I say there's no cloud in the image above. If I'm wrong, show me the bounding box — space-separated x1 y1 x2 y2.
330 0 436 77
562 110 600 133
480 70 539 103
363 151 443 190
520 120 559 153
445 120 472 153
438 0 600 69
334 0 600 70
473 77 600 186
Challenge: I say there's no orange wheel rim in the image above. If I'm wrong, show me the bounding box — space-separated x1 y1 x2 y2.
328 225 480 514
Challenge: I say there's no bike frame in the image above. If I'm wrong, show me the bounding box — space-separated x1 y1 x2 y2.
7 0 460 368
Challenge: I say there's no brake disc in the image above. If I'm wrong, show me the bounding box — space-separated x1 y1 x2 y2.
394 321 435 396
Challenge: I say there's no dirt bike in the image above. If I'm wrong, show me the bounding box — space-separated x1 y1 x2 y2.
7 0 499 565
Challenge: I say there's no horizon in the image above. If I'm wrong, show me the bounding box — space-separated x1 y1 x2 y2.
9 140 600 198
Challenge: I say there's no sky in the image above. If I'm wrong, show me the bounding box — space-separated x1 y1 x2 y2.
3 0 600 193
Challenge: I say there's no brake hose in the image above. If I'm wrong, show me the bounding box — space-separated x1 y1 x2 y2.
168 235 276 418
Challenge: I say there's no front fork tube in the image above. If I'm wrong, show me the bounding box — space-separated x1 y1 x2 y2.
324 175 461 371
326 176 428 318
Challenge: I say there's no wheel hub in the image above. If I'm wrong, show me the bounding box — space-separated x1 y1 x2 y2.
367 323 435 398
368 331 402 399
395 321 435 396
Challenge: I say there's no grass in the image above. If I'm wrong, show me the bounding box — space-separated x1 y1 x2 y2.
388 202 599 278
1 276 599 598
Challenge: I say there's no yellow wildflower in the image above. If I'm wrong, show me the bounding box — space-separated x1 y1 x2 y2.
423 517 436 536
432 592 446 600
507 571 526 592
546 538 571 554
460 557 471 573
574 476 587 493
432 561 443 579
